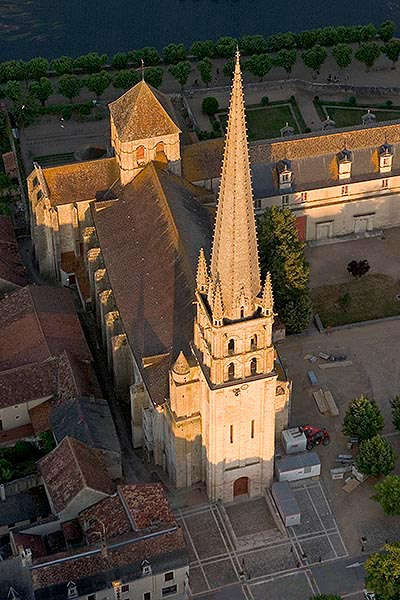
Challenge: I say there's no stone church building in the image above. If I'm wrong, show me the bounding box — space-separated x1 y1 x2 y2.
27 54 290 502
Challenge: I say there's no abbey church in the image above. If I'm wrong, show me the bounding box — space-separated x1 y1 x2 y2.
27 53 290 502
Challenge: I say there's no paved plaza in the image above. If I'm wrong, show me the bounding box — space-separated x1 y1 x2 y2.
176 481 349 600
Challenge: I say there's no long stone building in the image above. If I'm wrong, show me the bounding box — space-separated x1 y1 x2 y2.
27 55 292 502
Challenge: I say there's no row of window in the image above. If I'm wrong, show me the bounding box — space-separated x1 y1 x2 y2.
229 420 255 444
135 142 164 161
280 178 391 208
85 572 175 600
227 358 257 381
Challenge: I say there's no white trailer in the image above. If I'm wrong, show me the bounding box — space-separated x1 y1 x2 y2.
272 481 301 527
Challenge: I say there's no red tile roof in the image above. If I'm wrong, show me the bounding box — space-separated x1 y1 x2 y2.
79 495 131 543
39 437 113 514
119 484 174 530
0 359 57 409
29 400 51 434
0 216 28 288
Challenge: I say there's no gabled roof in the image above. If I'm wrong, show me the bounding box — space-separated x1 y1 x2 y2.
50 395 120 455
92 161 212 405
40 157 120 206
39 437 113 514
109 80 180 142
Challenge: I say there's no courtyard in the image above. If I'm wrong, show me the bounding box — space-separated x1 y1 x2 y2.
318 101 400 128
216 101 301 140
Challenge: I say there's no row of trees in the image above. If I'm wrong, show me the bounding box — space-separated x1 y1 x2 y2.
0 20 396 85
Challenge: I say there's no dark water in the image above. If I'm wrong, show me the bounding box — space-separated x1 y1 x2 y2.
1 0 400 61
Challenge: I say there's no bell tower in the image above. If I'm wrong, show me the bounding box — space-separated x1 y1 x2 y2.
192 51 287 502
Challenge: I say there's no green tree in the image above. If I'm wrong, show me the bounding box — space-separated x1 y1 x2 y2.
29 77 52 105
198 58 212 86
383 40 400 69
85 71 111 98
274 49 297 75
5 80 23 102
355 42 381 71
374 475 400 515
356 435 395 477
58 74 83 102
245 54 273 81
302 44 327 74
169 61 191 89
50 56 74 75
26 57 49 81
258 206 312 334
266 32 296 52
202 96 219 115
391 395 400 431
296 30 318 50
343 394 384 441
139 47 161 66
0 60 26 83
163 43 186 64
240 35 268 55
359 24 377 43
365 543 400 599
223 58 235 78
190 40 215 59
38 431 55 454
74 52 107 73
111 52 130 70
13 96 40 127
0 458 13 482
331 44 353 70
113 69 140 90
379 20 396 43
316 26 340 46
214 36 237 58
144 67 163 88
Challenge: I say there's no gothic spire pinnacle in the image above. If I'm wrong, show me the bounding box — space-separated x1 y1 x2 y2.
173 350 190 375
260 272 273 316
211 275 224 325
209 49 261 321
196 247 209 293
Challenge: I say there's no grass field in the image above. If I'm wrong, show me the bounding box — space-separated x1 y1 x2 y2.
322 106 400 128
218 104 299 140
312 273 400 327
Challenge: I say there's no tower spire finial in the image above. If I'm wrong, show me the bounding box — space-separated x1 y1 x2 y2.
209 43 261 321
196 247 209 293
141 58 145 81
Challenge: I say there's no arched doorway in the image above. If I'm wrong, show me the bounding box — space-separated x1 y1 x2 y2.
233 477 249 497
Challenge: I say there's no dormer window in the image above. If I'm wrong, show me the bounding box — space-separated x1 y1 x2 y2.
67 582 78 600
276 159 292 190
337 149 352 181
142 560 152 576
379 143 393 173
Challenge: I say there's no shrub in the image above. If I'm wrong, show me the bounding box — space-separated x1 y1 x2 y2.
202 96 219 115
261 96 269 106
348 96 357 106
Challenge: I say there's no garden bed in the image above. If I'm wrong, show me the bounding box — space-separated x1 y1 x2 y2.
217 101 300 140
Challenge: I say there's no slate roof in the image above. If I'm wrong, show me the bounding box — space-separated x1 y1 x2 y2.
182 120 400 196
0 485 51 529
0 557 34 600
92 161 212 405
0 216 28 289
41 158 120 206
50 396 120 455
39 437 113 514
109 80 180 142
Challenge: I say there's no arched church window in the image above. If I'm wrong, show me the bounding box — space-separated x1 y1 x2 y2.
228 363 235 381
156 141 164 154
240 307 244 319
250 358 257 375
250 335 257 351
228 339 235 355
136 145 145 160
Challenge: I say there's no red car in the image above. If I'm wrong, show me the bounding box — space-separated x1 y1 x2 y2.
300 425 330 450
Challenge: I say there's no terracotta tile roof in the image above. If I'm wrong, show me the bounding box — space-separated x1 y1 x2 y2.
0 359 57 409
0 216 28 288
29 399 51 434
0 285 91 372
109 80 180 142
79 494 131 542
92 162 212 406
119 483 174 529
13 532 47 559
2 151 17 176
42 157 120 206
32 527 186 590
55 350 102 407
182 138 224 182
0 423 34 444
62 519 84 545
39 437 113 514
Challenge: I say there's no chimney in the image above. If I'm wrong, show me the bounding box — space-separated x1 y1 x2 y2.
21 548 32 567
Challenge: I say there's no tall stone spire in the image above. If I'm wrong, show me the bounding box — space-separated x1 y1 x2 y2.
196 247 209 293
210 49 261 321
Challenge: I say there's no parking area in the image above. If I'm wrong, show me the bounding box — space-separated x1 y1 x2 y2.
278 320 400 555
176 481 348 600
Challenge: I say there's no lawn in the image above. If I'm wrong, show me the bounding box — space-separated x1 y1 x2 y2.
218 104 299 140
322 106 400 128
312 273 400 327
